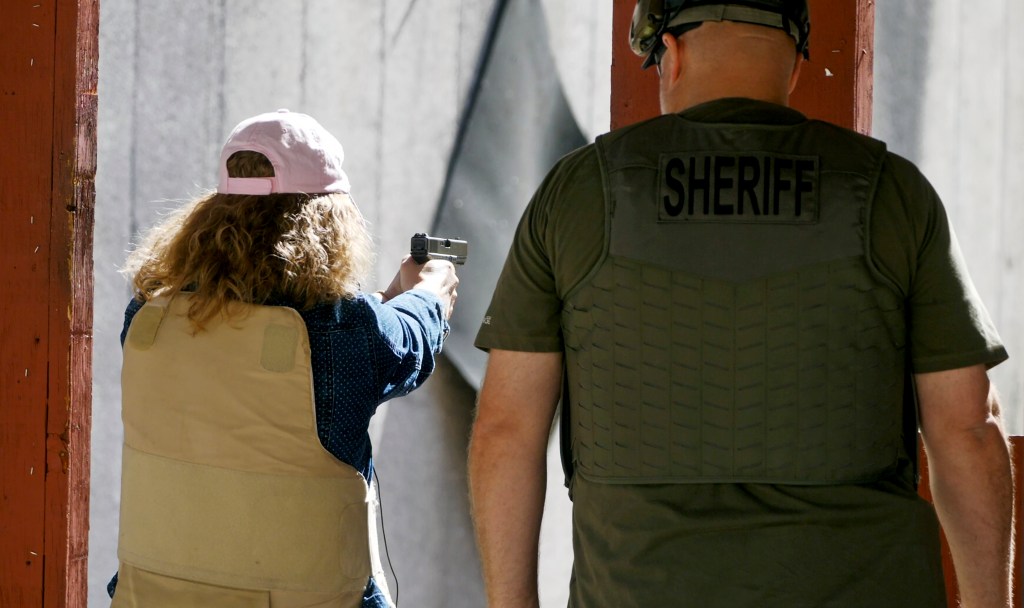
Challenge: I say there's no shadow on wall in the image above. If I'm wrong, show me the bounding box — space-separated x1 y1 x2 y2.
872 1 931 161
374 355 485 607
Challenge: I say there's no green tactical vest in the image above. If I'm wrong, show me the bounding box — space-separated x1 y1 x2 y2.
562 114 907 485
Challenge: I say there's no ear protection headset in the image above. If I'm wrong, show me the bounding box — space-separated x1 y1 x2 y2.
630 0 811 69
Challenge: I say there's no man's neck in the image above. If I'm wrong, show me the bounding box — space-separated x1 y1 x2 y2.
665 88 790 114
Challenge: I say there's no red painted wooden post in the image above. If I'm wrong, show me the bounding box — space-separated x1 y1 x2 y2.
923 437 1024 606
609 1 1021 605
1013 437 1023 603
0 0 97 606
917 443 961 606
611 0 873 132
789 0 874 134
610 1 659 129
46 1 99 605
0 0 53 599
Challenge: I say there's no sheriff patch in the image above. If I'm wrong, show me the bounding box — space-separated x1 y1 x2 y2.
658 152 819 223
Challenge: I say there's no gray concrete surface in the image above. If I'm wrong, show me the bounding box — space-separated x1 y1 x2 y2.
874 0 1022 432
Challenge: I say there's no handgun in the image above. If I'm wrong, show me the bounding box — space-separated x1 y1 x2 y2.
410 233 468 265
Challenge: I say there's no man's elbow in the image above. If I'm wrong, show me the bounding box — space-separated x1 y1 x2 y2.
926 415 1009 456
956 389 1008 447
468 410 516 483
917 366 1007 444
470 400 549 462
470 404 519 450
986 392 1004 423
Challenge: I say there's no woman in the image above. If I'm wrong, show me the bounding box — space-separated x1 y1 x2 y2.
110 110 458 608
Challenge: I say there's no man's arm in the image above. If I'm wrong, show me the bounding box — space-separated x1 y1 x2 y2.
916 364 1014 608
469 349 563 608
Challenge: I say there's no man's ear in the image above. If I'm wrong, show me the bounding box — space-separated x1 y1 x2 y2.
660 32 684 85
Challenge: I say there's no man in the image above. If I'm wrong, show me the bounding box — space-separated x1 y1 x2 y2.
469 1 1013 606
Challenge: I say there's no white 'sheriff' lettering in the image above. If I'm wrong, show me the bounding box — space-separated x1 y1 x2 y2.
658 152 819 223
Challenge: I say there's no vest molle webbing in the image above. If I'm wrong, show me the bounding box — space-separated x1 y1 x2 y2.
562 116 906 485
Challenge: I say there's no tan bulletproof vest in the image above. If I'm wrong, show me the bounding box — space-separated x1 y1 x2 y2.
117 296 375 604
562 115 907 485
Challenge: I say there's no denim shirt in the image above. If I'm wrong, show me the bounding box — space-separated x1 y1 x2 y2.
109 289 449 606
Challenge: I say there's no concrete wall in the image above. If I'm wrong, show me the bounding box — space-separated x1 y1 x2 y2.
874 0 1023 433
90 2 606 606
90 1 1020 607
91 2 496 606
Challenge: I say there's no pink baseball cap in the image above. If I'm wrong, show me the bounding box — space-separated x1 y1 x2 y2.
217 109 351 195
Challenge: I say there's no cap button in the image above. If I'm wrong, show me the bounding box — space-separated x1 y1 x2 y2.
276 108 289 113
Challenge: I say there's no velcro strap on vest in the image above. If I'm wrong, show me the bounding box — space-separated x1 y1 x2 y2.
127 304 166 350
118 445 371 594
261 324 299 372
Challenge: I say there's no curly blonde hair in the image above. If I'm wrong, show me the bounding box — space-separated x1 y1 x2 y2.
124 151 374 330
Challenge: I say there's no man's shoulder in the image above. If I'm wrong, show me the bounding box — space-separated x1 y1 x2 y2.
597 113 677 148
533 142 604 202
873 148 941 213
549 141 601 175
878 148 929 181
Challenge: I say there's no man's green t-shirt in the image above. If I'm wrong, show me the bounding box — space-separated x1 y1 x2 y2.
475 99 1007 607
